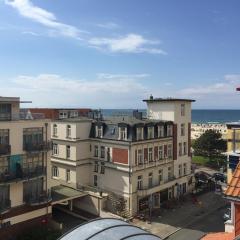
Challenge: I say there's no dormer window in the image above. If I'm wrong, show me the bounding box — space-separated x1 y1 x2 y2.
148 127 154 139
119 127 127 140
136 127 143 140
158 125 164 138
96 126 103 138
167 125 173 137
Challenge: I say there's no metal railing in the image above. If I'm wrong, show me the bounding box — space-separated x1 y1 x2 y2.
24 191 51 206
23 141 52 152
0 144 11 155
0 166 46 183
0 199 11 213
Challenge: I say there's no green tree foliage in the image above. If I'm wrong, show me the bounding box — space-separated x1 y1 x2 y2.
192 129 227 158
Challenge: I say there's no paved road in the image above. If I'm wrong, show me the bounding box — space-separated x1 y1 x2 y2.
165 205 227 240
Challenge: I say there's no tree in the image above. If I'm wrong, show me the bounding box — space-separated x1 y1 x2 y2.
192 129 227 159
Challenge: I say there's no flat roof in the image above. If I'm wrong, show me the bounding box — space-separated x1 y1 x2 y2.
143 97 195 102
0 97 20 102
54 117 93 123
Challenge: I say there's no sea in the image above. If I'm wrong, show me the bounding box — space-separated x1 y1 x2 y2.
101 109 240 124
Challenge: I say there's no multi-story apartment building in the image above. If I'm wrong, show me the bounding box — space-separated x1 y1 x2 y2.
225 122 240 184
0 97 51 238
50 97 195 217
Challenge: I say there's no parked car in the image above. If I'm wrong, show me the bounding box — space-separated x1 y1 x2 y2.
195 171 212 184
212 173 226 183
223 208 231 221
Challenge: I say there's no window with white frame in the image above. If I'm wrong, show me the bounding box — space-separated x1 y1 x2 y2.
148 172 153 188
94 161 98 172
93 175 98 187
59 111 67 119
94 146 98 157
158 169 163 184
136 127 143 140
66 169 70 182
183 142 187 155
96 126 103 138
100 162 105 174
183 163 187 175
137 175 143 190
179 164 182 177
181 123 185 136
119 127 127 140
181 104 185 116
66 125 71 138
158 125 164 138
147 127 154 139
167 144 172 158
158 145 163 160
179 142 182 156
52 166 59 177
52 143 59 155
167 125 173 136
148 148 153 162
53 124 58 137
66 145 70 159
100 146 105 158
137 149 143 165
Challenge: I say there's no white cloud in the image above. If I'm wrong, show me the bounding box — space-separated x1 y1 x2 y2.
4 0 83 39
224 74 240 83
96 22 120 29
3 73 153 108
89 34 167 54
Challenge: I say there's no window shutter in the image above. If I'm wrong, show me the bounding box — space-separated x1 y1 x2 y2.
144 148 148 162
164 145 167 158
154 146 158 161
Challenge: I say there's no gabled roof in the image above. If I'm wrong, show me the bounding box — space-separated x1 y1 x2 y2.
201 232 234 240
225 162 240 200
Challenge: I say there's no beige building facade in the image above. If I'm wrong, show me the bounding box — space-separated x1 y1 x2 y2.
50 97 195 217
0 97 51 238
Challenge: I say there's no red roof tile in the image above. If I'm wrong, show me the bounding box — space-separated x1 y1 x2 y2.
201 232 234 240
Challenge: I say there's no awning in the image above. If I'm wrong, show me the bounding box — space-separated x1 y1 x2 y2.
51 185 88 205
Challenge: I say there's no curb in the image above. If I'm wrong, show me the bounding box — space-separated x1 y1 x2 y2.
162 227 182 239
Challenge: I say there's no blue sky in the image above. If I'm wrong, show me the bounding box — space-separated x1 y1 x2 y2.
1 0 240 109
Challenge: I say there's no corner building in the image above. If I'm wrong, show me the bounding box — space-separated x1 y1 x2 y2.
50 97 195 217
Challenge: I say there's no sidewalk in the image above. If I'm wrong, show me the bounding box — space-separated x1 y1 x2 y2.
132 192 227 239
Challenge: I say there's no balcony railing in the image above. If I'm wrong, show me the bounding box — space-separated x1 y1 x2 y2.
24 191 51 206
0 144 10 155
0 166 46 183
23 141 52 152
0 113 11 121
0 199 11 213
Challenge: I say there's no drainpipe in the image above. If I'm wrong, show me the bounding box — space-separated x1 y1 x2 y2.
44 122 49 219
233 129 236 153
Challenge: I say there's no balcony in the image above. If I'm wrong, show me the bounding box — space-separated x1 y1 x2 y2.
0 199 11 213
24 191 51 206
23 141 51 152
0 113 11 121
0 166 46 183
0 144 10 156
133 158 173 171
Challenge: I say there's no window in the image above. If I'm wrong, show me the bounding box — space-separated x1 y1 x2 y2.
167 144 172 158
100 146 105 158
93 175 98 187
94 146 98 157
66 125 71 138
182 183 187 194
137 149 143 165
59 112 67 119
183 142 187 155
158 169 163 184
100 162 105 174
181 104 185 116
136 127 143 140
179 164 182 177
53 143 59 155
148 148 153 162
158 125 164 138
181 123 185 136
0 129 9 145
137 175 143 190
168 167 172 180
96 126 103 138
66 145 70 159
179 143 182 156
94 161 98 173
119 127 127 140
52 166 59 177
148 172 153 188
158 146 163 160
107 148 110 161
147 127 154 139
167 125 173 136
183 163 187 175
53 124 58 137
66 169 70 182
